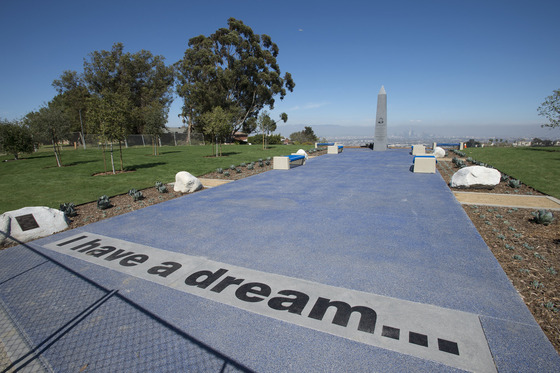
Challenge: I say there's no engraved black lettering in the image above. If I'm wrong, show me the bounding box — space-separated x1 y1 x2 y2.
308 297 377 334
185 269 228 289
56 235 88 247
210 276 244 293
104 249 135 261
235 282 271 303
86 246 116 257
119 254 149 267
147 262 182 278
268 290 310 315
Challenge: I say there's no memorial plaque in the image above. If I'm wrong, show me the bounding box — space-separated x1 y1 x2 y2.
15 214 40 231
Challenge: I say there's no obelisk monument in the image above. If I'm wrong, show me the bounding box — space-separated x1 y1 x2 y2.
373 86 387 151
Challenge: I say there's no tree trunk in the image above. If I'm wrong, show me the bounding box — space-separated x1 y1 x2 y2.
52 139 61 167
110 142 115 174
79 109 86 150
118 140 124 171
102 142 107 174
187 112 193 145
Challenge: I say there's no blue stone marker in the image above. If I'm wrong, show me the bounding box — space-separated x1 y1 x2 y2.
374 85 387 151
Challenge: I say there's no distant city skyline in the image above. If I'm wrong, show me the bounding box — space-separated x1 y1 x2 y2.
272 123 560 141
1 0 559 135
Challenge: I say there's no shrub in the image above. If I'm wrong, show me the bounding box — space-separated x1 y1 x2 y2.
155 181 168 193
128 189 143 201
532 210 554 226
534 252 545 260
508 179 521 188
97 195 112 210
216 168 223 174
59 202 77 218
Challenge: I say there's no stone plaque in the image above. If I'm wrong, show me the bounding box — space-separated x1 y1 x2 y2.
15 214 40 232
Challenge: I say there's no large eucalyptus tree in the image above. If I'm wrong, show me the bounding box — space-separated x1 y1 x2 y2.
175 18 295 141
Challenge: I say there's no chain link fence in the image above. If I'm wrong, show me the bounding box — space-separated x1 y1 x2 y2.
68 132 206 148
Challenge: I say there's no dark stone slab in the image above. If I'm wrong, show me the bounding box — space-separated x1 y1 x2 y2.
15 214 39 231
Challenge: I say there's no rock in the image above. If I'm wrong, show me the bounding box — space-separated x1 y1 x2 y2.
451 166 501 189
173 171 203 193
296 149 309 160
433 147 446 158
0 206 69 246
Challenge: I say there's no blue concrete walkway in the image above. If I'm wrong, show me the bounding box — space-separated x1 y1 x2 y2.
1 149 558 372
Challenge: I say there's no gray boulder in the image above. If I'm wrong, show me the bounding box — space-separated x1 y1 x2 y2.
1 206 69 246
451 166 501 189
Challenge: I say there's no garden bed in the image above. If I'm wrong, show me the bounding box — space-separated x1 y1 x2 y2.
437 158 559 353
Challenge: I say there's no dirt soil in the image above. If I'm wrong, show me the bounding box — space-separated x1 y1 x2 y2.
2 149 559 354
438 158 560 353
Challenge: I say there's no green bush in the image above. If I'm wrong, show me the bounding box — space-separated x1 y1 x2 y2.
532 210 554 226
97 195 112 210
155 181 168 193
128 188 143 201
59 202 77 218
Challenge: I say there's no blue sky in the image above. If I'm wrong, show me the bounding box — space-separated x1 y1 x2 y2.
1 0 559 137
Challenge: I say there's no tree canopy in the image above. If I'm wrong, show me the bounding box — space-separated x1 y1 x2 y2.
538 89 560 129
0 119 34 160
290 126 318 144
49 43 175 143
175 18 295 140
24 103 72 166
83 43 175 135
257 111 287 149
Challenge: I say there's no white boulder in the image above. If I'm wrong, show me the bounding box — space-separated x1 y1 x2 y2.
433 147 446 158
451 166 501 189
173 171 203 193
0 206 69 246
296 149 309 160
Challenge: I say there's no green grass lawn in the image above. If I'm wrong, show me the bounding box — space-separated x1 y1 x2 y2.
463 146 560 199
0 144 309 213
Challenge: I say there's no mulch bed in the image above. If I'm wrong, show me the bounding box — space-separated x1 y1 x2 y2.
437 158 560 353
